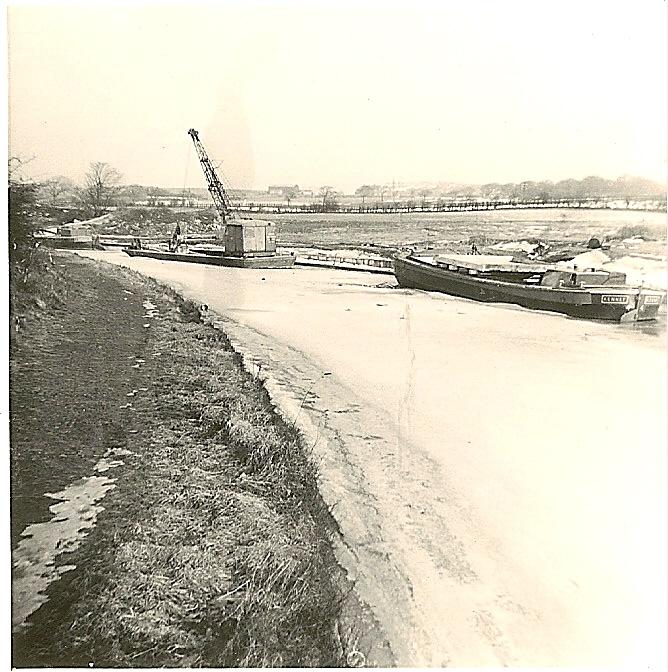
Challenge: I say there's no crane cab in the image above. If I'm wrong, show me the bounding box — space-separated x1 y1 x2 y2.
224 220 277 257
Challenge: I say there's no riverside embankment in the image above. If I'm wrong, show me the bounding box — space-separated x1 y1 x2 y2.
11 253 363 667
79 248 668 667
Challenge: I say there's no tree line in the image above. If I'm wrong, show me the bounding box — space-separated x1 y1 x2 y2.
354 175 666 205
11 156 666 224
15 160 123 217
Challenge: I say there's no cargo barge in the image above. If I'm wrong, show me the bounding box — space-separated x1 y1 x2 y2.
394 253 664 322
124 129 295 270
34 222 95 250
124 218 295 269
124 246 295 268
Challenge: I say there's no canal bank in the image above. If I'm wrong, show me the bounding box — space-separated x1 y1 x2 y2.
76 249 667 667
10 252 382 667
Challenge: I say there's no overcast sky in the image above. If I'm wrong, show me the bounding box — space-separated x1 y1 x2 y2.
7 1 667 192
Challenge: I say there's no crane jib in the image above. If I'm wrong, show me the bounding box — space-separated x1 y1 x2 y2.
187 128 233 223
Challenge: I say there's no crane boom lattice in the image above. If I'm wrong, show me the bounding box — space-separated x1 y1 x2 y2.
187 128 233 223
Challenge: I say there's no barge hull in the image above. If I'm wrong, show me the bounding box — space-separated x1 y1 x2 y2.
35 237 93 250
124 248 295 269
394 255 662 322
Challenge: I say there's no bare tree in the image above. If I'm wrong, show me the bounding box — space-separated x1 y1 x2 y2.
318 185 339 211
319 185 332 208
355 185 376 206
78 162 122 216
8 154 40 250
390 185 398 209
44 176 74 206
118 184 149 206
283 185 300 208
418 189 431 210
9 177 38 250
8 155 36 182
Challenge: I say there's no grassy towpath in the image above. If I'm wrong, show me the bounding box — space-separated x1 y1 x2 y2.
11 252 350 667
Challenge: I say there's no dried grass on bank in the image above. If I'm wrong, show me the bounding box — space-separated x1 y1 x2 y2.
9 247 67 347
54 285 345 667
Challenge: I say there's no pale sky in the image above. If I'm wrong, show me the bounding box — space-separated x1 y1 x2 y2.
7 1 667 192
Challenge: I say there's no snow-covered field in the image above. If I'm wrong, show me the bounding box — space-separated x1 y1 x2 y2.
271 207 666 250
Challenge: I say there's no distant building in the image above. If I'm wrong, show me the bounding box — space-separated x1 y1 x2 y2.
267 184 300 197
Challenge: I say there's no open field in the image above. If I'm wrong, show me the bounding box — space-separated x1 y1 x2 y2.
269 208 667 251
91 206 666 262
43 205 666 256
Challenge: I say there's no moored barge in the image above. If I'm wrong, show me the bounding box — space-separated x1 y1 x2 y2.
394 253 664 322
124 218 295 269
123 129 295 270
124 245 295 268
34 222 95 250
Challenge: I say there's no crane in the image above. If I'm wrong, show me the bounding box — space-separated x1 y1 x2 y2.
184 127 283 261
187 128 234 225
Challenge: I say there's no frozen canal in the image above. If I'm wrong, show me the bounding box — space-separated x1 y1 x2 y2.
80 251 666 667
